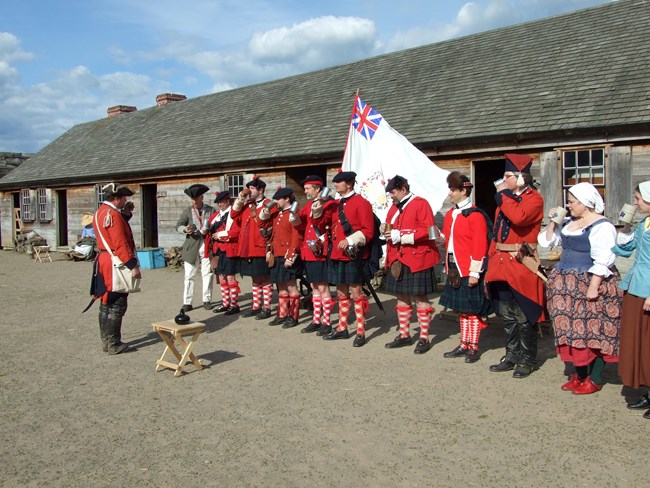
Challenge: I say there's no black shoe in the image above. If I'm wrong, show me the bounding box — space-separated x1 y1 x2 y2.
465 349 481 363
385 335 412 349
268 315 285 326
443 345 467 358
413 339 431 355
323 329 349 340
224 306 240 316
489 357 516 372
107 343 136 355
203 301 212 310
212 304 229 313
513 363 534 378
301 322 321 333
627 393 650 410
353 334 366 347
255 307 272 320
181 304 193 313
644 409 650 419
282 317 299 329
316 324 332 337
242 308 261 317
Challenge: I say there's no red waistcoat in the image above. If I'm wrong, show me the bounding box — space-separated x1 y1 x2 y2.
442 205 490 276
231 198 278 258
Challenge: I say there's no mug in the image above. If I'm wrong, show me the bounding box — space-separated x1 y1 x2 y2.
428 225 440 240
319 187 331 200
619 203 636 224
550 207 568 225
493 178 505 189
288 201 298 213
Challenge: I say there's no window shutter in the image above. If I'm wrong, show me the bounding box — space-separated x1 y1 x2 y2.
606 146 632 222
44 189 53 221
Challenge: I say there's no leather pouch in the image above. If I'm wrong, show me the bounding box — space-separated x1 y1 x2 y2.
390 260 403 280
447 267 461 289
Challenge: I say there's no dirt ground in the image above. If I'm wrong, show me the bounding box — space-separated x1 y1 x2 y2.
0 249 648 488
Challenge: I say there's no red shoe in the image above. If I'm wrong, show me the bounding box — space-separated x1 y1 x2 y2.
572 377 602 395
560 374 582 391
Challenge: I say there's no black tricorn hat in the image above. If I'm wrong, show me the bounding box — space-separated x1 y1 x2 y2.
332 170 357 183
102 182 134 198
184 184 210 199
300 175 324 186
385 175 408 192
245 175 266 189
213 190 230 203
272 187 294 200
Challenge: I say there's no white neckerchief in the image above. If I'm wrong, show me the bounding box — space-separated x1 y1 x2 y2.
390 193 415 224
339 190 356 199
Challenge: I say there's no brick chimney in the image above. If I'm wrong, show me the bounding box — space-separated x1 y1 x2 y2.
107 105 137 117
156 93 187 106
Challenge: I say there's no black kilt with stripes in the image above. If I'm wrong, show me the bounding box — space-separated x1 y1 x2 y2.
328 260 364 285
216 250 240 276
439 276 492 316
304 260 329 283
270 257 304 283
384 264 436 296
240 257 271 277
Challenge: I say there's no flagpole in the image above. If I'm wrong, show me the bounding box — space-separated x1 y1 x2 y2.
342 89 360 170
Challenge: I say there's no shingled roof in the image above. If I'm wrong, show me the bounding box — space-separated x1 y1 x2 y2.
2 0 649 190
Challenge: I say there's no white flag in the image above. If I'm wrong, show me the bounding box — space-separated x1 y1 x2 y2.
342 95 449 221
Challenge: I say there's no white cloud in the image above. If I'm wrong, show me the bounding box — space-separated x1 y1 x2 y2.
0 32 34 63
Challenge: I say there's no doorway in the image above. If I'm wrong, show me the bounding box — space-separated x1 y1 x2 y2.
141 184 158 247
473 158 506 219
56 190 68 247
286 166 328 207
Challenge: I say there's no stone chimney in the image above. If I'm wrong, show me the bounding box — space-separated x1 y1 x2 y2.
156 93 187 106
107 105 137 117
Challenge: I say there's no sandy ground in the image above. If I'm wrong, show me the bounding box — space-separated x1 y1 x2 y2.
0 249 648 488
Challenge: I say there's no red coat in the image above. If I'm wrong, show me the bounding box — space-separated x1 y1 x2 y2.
314 193 374 261
208 208 240 258
93 203 138 303
485 187 546 323
442 206 490 276
385 196 439 273
260 209 303 259
231 198 278 258
296 198 337 262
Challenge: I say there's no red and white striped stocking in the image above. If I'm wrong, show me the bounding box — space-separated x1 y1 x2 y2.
277 293 289 318
396 304 413 338
252 284 262 310
336 295 351 332
416 306 434 341
321 296 334 326
467 314 487 351
354 296 368 337
289 295 301 320
262 284 273 309
459 313 470 349
229 281 240 307
311 295 322 324
219 280 230 308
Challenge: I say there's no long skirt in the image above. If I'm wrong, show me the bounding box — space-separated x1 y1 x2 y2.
546 267 623 365
270 257 303 283
384 264 436 297
439 276 491 316
240 257 270 277
216 250 240 276
618 293 650 388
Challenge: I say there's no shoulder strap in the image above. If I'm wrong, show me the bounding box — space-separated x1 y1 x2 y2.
338 198 354 236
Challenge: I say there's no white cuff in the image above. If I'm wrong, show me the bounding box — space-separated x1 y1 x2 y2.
216 231 228 239
469 271 480 279
289 213 301 226
400 233 415 245
233 198 245 211
390 229 401 245
259 208 271 220
469 258 484 273
347 230 367 247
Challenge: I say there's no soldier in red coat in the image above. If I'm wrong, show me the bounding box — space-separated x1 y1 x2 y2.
291 175 338 336
439 172 492 363
259 187 304 328
231 177 278 319
92 183 141 355
486 154 546 378
382 175 440 354
209 191 242 316
313 171 375 347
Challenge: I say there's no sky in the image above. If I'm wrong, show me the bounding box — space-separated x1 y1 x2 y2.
0 0 615 153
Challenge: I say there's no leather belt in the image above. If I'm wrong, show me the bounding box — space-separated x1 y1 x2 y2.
495 243 537 252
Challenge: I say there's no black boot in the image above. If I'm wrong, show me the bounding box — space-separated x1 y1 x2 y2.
98 304 110 352
518 321 538 372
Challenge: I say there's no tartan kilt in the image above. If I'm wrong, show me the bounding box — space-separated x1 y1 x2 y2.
439 276 492 316
216 250 240 276
240 257 271 277
384 264 436 296
328 260 364 285
270 257 304 283
304 260 329 283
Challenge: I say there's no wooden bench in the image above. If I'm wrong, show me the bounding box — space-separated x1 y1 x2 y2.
152 320 205 377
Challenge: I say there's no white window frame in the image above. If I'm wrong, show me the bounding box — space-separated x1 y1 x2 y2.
20 189 34 222
226 174 244 197
561 147 606 204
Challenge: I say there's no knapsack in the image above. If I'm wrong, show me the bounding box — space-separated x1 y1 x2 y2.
363 213 385 277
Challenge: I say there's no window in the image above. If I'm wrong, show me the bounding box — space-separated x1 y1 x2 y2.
95 184 107 208
562 148 605 202
20 189 34 222
37 188 53 221
226 174 244 197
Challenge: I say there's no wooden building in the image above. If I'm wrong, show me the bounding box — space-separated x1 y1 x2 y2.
1 0 649 254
